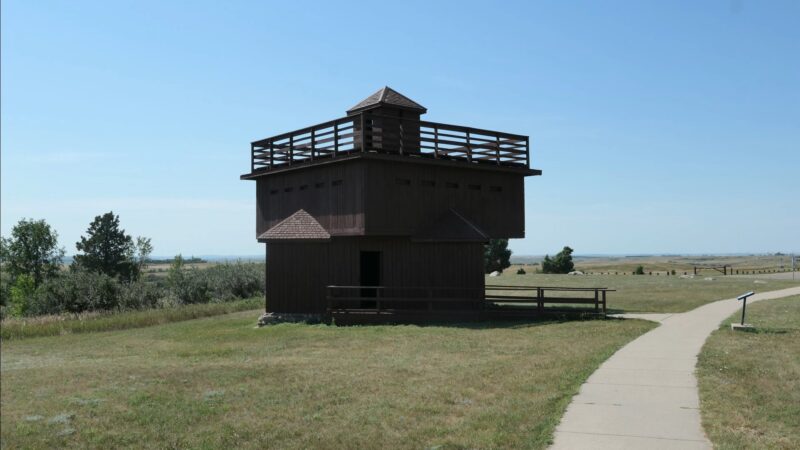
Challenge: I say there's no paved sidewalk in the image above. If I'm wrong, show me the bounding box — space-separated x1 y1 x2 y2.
550 286 800 450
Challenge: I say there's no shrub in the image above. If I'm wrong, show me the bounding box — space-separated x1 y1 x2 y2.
516 268 526 275
541 246 575 274
9 274 36 317
118 280 162 310
634 266 645 275
204 262 264 301
32 270 120 315
166 257 263 305
168 267 211 304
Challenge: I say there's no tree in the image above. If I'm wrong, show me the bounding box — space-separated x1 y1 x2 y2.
9 274 36 317
0 218 65 286
541 246 575 274
74 212 137 280
129 236 153 280
484 239 512 274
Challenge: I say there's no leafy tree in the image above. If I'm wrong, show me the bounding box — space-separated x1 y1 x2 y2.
484 239 512 274
74 212 137 280
541 246 575 274
0 218 65 286
127 236 154 281
634 265 645 275
9 274 36 317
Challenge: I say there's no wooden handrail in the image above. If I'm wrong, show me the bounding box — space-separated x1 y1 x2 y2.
248 111 530 172
326 285 610 317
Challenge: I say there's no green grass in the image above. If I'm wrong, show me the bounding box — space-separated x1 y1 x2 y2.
0 298 262 340
697 295 800 450
486 272 800 313
1 311 655 449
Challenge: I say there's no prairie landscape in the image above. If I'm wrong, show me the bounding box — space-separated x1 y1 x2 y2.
2 254 799 449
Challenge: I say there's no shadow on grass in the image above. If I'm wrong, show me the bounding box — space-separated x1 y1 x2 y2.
729 327 795 335
324 307 623 330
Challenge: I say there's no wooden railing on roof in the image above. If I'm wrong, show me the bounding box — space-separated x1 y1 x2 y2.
250 112 529 172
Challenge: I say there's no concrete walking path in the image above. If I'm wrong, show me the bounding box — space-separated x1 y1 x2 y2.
550 286 800 450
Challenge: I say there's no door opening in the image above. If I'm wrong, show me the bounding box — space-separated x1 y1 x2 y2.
360 251 381 307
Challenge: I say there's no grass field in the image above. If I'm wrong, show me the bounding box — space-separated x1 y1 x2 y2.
512 254 797 275
0 311 655 449
486 272 800 313
0 298 261 340
697 295 800 449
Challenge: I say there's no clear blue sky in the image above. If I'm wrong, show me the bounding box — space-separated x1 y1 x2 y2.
2 1 798 257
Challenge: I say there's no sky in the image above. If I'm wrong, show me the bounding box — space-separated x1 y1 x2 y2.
2 0 798 257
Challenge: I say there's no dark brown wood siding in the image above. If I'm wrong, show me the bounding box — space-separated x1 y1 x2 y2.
363 160 525 238
256 161 366 237
265 237 484 314
256 158 525 239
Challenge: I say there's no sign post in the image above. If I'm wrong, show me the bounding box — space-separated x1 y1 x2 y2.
732 291 756 331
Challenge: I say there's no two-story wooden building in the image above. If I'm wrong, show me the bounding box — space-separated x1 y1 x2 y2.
241 87 541 322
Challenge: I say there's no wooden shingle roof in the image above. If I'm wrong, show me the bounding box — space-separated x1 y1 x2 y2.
258 209 331 242
347 86 427 114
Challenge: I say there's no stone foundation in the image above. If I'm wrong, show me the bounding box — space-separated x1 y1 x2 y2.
257 312 323 327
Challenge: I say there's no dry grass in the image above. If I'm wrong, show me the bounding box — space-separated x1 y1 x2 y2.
513 254 797 275
0 311 655 449
486 272 800 313
697 295 800 449
0 298 261 340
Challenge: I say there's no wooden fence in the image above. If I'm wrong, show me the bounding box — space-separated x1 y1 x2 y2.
325 285 612 322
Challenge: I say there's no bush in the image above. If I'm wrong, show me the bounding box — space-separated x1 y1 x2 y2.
167 257 264 305
634 266 645 275
9 274 36 317
1 257 266 318
32 270 121 315
118 280 162 310
204 262 264 301
168 268 211 304
541 246 575 274
516 268 526 275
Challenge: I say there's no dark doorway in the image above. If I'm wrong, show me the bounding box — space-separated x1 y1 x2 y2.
360 251 381 307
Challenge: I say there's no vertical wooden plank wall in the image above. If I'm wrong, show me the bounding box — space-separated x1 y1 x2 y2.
265 238 484 313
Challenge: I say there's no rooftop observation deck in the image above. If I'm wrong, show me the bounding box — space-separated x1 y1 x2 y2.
241 87 538 179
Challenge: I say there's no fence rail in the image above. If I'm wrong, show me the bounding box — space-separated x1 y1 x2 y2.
250 112 529 172
326 285 612 317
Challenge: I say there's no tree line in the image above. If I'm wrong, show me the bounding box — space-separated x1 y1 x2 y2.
0 213 263 318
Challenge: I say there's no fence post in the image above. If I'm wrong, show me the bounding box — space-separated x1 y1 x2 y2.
288 135 294 165
434 126 439 158
334 122 339 157
310 128 316 161
466 130 472 162
269 142 274 168
594 289 599 313
537 287 544 313
495 135 501 165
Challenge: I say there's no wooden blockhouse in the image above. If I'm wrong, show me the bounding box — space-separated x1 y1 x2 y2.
241 87 541 322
